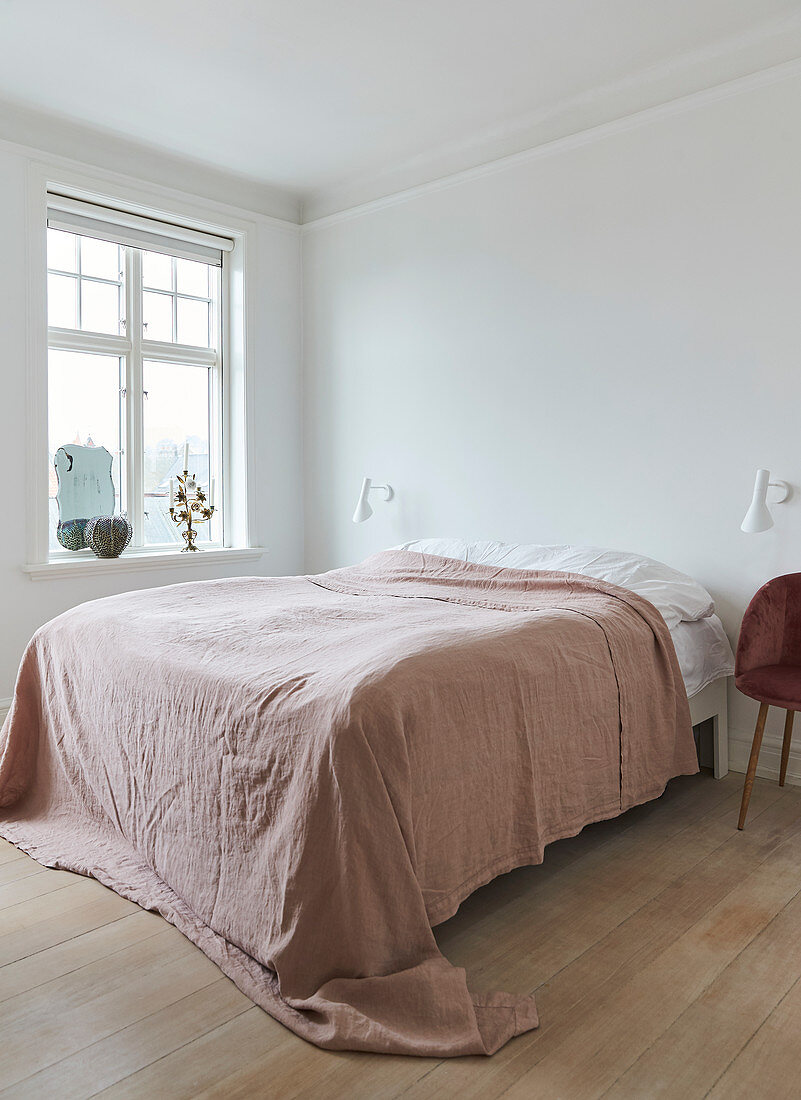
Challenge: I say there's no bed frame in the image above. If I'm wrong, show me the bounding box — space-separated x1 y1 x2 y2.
688 676 729 779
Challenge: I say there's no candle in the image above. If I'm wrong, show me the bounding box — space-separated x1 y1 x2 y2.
183 441 189 471
209 478 215 507
169 478 174 507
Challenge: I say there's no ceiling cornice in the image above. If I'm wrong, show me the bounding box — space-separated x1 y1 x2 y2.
0 98 302 224
301 11 801 224
301 52 801 231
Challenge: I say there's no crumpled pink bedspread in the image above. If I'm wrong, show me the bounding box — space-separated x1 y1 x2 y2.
0 551 696 1055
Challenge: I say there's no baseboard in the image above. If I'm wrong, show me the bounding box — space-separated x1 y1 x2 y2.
729 728 801 787
0 697 10 727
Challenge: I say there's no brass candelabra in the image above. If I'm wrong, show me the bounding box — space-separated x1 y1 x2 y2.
169 469 215 551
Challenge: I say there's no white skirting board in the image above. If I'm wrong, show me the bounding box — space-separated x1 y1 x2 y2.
729 725 801 787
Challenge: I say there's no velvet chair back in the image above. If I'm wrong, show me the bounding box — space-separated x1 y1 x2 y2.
736 573 801 678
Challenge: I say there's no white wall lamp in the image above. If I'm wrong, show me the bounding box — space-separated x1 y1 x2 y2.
740 468 791 533
352 477 394 524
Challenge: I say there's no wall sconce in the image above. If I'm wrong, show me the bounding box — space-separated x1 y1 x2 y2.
740 468 790 533
352 477 393 523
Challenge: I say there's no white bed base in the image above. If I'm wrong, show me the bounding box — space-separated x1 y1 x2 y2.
688 677 729 779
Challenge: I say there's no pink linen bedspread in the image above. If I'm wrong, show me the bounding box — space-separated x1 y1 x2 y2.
0 551 697 1056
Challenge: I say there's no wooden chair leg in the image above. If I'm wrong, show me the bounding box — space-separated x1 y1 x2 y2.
780 710 795 787
738 702 770 830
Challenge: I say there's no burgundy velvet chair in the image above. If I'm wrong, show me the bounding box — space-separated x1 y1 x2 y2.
736 573 801 829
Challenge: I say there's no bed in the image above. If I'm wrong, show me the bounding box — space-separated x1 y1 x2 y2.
0 544 732 1057
398 540 734 777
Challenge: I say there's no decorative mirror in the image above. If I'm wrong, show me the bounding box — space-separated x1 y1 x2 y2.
54 444 115 550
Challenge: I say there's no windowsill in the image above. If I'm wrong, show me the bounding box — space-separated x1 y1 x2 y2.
23 546 266 581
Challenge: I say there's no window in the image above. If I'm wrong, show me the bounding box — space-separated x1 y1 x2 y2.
46 197 232 555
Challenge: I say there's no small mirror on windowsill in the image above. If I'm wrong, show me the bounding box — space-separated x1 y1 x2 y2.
53 443 132 558
54 443 115 550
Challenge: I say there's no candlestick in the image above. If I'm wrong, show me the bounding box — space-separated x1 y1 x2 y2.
169 478 174 508
168 468 215 552
183 441 189 471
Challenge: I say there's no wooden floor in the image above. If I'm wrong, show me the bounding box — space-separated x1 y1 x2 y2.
3 771 801 1098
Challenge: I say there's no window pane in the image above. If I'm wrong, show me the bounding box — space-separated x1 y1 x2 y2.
175 258 209 298
143 361 213 545
48 273 77 328
47 229 77 273
80 237 122 281
176 296 210 347
81 279 122 334
48 350 123 553
143 291 174 342
142 250 173 291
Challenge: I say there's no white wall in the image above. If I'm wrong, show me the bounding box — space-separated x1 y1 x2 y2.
0 140 303 705
302 69 801 752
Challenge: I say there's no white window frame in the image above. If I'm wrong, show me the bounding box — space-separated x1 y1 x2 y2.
48 230 225 553
24 163 261 578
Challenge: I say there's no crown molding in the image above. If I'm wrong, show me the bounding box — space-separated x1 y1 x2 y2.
302 52 801 231
0 99 302 226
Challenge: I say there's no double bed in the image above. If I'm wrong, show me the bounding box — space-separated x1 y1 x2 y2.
399 540 733 777
0 542 733 1056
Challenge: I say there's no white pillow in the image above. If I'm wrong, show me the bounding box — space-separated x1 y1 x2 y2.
395 539 714 630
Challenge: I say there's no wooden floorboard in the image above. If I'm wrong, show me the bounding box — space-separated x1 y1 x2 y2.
2 773 801 1098
707 969 801 1099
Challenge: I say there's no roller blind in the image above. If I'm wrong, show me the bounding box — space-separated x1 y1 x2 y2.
46 194 234 266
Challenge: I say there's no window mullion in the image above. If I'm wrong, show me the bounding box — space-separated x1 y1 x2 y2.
76 236 83 330
171 256 177 341
212 263 224 545
127 248 145 548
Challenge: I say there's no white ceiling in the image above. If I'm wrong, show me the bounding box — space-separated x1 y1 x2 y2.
1 0 800 220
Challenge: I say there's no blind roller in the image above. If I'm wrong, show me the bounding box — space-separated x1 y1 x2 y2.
46 195 234 266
